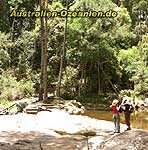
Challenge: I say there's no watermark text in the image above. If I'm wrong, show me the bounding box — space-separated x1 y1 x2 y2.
10 9 118 18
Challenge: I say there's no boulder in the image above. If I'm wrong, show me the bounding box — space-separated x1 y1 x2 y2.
0 131 87 150
60 100 85 114
96 129 148 150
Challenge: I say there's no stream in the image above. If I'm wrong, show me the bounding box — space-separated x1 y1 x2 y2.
83 110 148 130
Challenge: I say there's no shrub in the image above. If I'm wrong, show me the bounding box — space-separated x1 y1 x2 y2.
0 73 35 101
0 98 11 106
19 79 35 98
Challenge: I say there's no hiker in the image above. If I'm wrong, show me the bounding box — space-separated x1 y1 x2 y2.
121 98 133 130
110 99 120 133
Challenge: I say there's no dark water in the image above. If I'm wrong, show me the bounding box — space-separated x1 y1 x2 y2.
83 110 148 130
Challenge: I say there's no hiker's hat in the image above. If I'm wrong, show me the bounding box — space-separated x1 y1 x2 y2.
123 97 130 104
112 99 118 105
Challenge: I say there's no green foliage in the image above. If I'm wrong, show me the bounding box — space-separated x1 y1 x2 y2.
61 92 76 100
0 0 11 32
119 89 135 98
0 32 11 69
78 94 110 105
0 0 148 103
0 99 11 106
60 66 79 99
118 34 148 99
19 79 35 98
66 0 133 95
0 72 35 101
62 66 79 87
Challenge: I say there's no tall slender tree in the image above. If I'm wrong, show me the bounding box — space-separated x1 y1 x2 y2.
56 9 68 99
39 0 48 102
56 0 68 99
56 0 75 99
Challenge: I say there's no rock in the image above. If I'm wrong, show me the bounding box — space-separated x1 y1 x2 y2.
61 100 85 114
0 109 147 150
97 129 148 150
0 109 126 136
0 97 39 115
88 136 107 150
0 131 87 150
12 99 85 115
35 110 127 136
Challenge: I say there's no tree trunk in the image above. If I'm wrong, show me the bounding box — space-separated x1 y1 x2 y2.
84 62 87 88
39 0 48 102
99 63 119 95
43 0 48 102
56 10 68 99
39 0 44 101
98 61 101 94
78 65 84 97
9 17 15 68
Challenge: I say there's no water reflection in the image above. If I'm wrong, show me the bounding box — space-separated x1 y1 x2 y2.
83 110 148 130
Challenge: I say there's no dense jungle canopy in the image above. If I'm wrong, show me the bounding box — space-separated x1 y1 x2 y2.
0 0 148 103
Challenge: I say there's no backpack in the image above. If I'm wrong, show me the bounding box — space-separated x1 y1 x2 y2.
118 105 123 113
129 104 134 113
